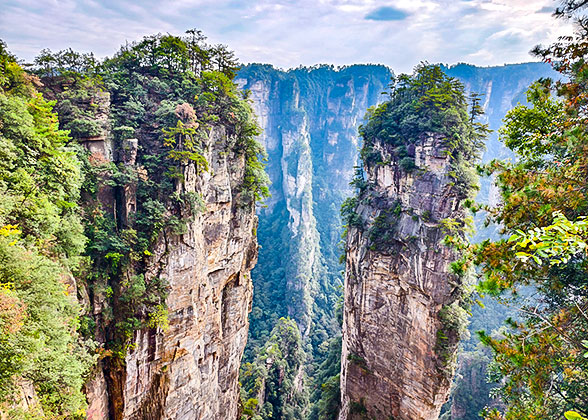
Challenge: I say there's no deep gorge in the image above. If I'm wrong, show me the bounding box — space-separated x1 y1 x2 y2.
237 62 558 420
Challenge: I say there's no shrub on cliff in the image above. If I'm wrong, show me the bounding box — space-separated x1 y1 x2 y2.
359 63 487 198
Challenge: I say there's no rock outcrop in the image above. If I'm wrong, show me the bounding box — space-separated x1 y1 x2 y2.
43 71 261 420
85 124 258 420
121 126 258 420
339 133 468 420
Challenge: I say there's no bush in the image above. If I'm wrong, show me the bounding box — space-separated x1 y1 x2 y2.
368 202 402 251
435 302 470 375
0 50 95 417
66 118 102 138
399 156 417 172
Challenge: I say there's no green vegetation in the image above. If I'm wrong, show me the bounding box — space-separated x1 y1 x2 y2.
341 196 362 229
308 342 341 420
367 201 402 251
0 41 95 418
344 64 486 381
307 299 343 420
440 347 498 420
0 30 268 418
241 318 309 420
359 63 487 198
33 31 268 360
566 412 588 420
472 3 588 419
435 302 471 377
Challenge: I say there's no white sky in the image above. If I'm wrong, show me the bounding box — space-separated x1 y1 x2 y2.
0 0 575 73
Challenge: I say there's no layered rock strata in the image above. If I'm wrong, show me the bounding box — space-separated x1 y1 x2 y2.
120 126 258 420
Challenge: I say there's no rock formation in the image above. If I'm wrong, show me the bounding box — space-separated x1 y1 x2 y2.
339 134 469 420
337 64 485 420
38 47 263 419
116 127 257 420
83 110 259 420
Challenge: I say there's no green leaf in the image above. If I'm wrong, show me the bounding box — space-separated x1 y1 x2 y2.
565 411 586 420
507 233 520 243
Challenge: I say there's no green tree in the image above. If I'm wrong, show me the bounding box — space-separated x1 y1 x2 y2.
474 2 588 418
359 63 487 197
241 318 309 420
0 41 94 419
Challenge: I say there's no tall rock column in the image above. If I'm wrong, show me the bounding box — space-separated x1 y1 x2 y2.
119 125 259 420
339 135 467 420
43 70 263 420
339 65 483 420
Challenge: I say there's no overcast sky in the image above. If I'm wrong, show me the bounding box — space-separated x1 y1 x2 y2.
0 0 574 73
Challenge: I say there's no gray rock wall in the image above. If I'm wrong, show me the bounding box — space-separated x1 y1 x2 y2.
82 118 259 420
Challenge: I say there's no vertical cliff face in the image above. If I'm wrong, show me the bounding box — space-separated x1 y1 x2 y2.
78 120 259 420
37 39 266 419
439 349 499 420
339 135 467 420
69 94 259 420
236 64 393 350
236 71 318 341
114 125 258 420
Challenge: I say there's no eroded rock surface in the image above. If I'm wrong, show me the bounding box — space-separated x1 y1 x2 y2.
339 135 466 420
120 126 258 420
73 89 259 420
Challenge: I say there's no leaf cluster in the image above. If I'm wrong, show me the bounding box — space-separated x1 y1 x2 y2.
0 46 94 418
474 4 588 417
